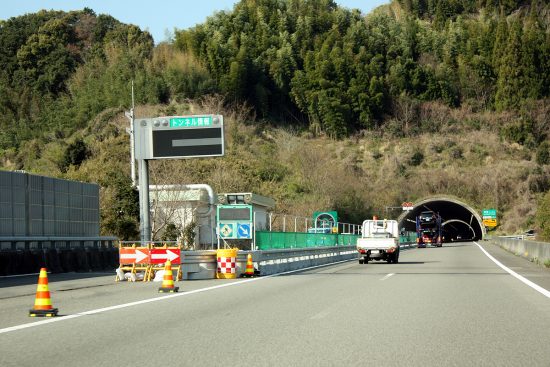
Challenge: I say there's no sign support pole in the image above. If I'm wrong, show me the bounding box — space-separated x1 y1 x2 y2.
138 158 151 243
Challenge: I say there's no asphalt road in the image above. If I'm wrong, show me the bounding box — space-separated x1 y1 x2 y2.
1 242 549 367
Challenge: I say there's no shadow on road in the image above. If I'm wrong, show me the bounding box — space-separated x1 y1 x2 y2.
0 271 115 288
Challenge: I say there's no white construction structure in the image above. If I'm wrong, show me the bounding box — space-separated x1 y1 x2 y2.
150 185 216 249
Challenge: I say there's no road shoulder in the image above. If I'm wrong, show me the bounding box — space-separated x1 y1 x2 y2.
477 240 550 294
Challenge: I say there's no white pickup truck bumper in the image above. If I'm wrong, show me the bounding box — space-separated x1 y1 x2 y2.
357 247 398 260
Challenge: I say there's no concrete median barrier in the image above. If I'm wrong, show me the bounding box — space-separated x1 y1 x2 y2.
492 237 550 266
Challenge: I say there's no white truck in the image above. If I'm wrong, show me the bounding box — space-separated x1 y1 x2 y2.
357 219 400 264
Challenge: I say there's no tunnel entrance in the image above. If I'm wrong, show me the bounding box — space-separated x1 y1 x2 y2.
397 197 485 241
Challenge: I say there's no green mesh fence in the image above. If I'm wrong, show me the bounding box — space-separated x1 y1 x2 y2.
256 231 360 250
399 232 417 243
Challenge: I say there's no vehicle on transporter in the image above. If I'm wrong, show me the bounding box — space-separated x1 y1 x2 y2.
356 218 400 264
416 211 443 248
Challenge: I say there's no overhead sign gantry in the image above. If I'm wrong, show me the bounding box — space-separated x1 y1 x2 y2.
134 115 224 160
131 114 224 242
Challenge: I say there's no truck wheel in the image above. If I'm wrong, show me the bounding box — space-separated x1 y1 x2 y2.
393 254 399 264
358 258 364 264
364 257 369 264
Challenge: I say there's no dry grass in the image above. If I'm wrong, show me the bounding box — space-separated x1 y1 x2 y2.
18 96 545 235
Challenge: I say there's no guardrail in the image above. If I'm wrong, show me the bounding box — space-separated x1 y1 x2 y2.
180 241 418 279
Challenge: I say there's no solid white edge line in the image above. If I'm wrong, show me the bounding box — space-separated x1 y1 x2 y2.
474 242 550 299
0 258 355 335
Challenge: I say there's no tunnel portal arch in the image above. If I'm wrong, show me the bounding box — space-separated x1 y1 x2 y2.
397 196 485 241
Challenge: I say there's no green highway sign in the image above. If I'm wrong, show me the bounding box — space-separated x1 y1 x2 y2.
217 205 253 240
170 116 212 128
482 209 497 219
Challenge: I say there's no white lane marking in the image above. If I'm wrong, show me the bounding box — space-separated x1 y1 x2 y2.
0 272 42 278
474 242 550 299
0 258 355 334
310 309 331 320
380 273 395 281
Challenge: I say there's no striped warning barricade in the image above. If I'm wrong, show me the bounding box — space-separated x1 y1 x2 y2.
116 243 150 282
216 248 238 279
147 243 182 281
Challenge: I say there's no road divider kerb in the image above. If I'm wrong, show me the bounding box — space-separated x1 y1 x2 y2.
474 242 550 299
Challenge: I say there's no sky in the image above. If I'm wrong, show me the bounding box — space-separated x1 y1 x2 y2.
0 0 390 44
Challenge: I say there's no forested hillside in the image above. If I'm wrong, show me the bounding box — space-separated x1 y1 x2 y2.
0 1 549 240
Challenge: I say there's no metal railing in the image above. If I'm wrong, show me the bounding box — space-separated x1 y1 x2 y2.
266 213 361 235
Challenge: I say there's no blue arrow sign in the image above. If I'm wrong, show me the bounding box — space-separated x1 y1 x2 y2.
237 223 252 239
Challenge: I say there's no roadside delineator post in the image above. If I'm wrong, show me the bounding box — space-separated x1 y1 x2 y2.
29 268 58 317
158 260 179 293
242 253 255 278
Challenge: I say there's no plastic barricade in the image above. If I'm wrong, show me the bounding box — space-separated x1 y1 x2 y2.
115 242 182 282
116 243 150 281
146 244 182 281
216 248 238 279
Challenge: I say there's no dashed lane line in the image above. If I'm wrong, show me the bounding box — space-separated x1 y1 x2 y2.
380 273 395 281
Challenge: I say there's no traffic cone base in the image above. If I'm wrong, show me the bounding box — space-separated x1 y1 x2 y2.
158 260 179 293
29 308 58 317
158 286 179 293
29 268 58 317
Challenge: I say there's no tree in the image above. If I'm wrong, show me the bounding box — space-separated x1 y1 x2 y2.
60 138 89 172
101 174 139 240
536 141 550 165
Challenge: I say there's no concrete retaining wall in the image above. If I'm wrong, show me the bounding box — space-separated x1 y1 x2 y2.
492 237 550 265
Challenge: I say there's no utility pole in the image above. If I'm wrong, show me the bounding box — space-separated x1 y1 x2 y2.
125 80 137 187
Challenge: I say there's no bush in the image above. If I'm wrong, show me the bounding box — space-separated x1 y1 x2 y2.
161 223 181 241
535 191 550 241
409 151 424 166
528 174 550 193
536 142 550 165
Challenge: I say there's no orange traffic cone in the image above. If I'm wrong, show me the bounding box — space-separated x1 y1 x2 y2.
242 253 255 277
158 260 179 293
29 268 58 317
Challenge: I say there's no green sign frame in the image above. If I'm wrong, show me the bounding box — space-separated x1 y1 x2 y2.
217 204 253 239
482 209 497 219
